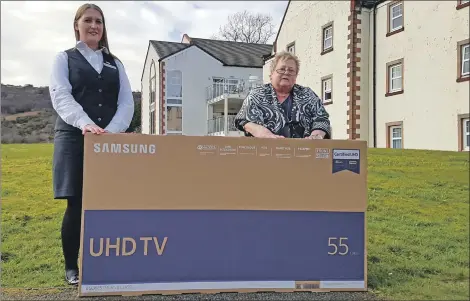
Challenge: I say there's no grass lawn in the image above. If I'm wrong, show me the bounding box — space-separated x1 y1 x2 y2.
1 143 469 300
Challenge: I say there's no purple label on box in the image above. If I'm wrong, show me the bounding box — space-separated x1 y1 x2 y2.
81 210 365 285
332 149 360 174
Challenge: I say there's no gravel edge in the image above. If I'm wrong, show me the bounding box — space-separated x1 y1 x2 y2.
1 288 383 301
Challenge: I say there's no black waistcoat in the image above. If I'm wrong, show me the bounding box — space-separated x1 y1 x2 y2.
54 48 120 132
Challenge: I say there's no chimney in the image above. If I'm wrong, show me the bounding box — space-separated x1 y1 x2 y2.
181 34 191 44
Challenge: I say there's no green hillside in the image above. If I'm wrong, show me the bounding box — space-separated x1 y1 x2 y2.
1 143 469 300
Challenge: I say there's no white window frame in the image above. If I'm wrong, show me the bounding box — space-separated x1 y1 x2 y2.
323 26 333 50
210 77 224 99
287 45 295 54
149 61 156 105
165 69 183 135
390 126 403 149
389 2 403 32
226 77 240 94
463 118 470 151
389 63 403 92
148 110 155 135
287 43 295 54
165 105 183 135
149 60 157 134
461 44 469 77
459 0 470 4
322 77 332 104
166 70 183 100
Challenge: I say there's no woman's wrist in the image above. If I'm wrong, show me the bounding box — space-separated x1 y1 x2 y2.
243 122 259 134
309 129 326 139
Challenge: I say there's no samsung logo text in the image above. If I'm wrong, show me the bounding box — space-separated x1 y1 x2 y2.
93 143 156 154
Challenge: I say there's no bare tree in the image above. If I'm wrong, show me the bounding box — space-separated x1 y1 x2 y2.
211 10 276 44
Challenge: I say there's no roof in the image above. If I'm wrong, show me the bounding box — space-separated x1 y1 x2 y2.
360 0 386 9
272 1 291 52
149 41 189 59
149 38 272 68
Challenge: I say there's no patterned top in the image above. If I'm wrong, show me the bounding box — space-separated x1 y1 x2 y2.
234 83 331 138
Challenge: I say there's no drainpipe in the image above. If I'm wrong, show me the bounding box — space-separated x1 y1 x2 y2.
207 101 210 135
224 96 228 135
224 81 228 135
372 1 378 148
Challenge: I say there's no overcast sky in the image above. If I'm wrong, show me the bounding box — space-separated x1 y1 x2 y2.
1 1 287 92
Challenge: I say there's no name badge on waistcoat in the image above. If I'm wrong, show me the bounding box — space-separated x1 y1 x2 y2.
103 61 117 70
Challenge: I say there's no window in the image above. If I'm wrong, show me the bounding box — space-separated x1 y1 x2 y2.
462 45 470 75
226 78 240 94
389 64 402 91
149 111 155 134
386 122 403 149
458 114 470 151
165 70 183 135
387 1 404 36
149 60 156 134
321 75 333 105
463 119 470 151
390 126 402 149
321 22 333 54
457 40 470 82
167 70 182 98
457 0 470 10
287 42 295 54
166 106 182 132
211 77 224 99
323 27 332 49
390 3 403 30
386 59 404 96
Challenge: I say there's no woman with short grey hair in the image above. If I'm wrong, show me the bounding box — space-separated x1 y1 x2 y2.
234 51 331 139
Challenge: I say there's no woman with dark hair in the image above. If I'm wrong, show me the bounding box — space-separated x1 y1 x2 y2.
49 3 134 285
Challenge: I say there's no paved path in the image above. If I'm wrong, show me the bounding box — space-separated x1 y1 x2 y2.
2 288 381 301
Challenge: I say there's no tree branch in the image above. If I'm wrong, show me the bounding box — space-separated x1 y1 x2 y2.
212 10 276 44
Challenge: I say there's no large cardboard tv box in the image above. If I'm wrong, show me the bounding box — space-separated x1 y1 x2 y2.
78 133 367 297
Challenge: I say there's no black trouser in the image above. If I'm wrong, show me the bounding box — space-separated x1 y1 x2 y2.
61 197 82 271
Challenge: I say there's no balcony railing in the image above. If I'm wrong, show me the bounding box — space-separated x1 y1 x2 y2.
207 115 238 134
206 78 263 102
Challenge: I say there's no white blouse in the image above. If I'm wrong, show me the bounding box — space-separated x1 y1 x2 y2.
49 41 134 133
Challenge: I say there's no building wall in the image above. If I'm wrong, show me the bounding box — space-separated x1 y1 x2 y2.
372 0 470 151
140 44 160 135
358 9 371 145
346 1 365 142
263 57 274 83
269 0 469 151
162 46 263 136
274 0 352 140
